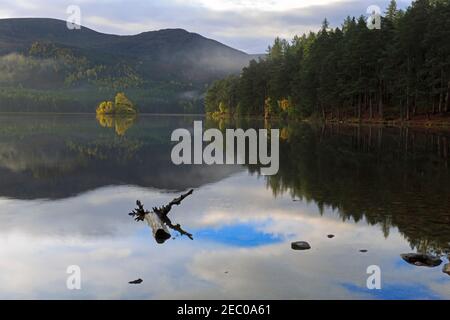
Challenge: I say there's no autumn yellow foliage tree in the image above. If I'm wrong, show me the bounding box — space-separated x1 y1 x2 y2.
279 99 291 112
96 101 114 114
114 92 136 113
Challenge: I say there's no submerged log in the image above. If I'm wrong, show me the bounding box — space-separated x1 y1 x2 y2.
129 189 194 244
152 189 194 216
145 211 171 244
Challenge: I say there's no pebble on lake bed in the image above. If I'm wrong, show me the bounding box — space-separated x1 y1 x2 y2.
291 241 311 250
443 264 450 276
401 253 442 268
129 278 143 284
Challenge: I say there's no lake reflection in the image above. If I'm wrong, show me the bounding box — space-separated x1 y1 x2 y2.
0 114 449 299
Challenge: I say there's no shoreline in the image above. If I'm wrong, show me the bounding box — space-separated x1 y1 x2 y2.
0 112 206 117
0 111 449 129
322 117 450 129
207 112 450 129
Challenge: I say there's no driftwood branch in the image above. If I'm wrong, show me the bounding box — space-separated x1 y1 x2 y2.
129 200 149 222
152 189 194 217
129 189 194 243
160 215 193 240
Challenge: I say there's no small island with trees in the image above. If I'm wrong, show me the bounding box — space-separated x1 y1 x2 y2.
96 92 137 136
96 92 137 115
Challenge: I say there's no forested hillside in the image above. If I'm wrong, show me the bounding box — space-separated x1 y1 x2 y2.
0 18 253 113
205 0 450 123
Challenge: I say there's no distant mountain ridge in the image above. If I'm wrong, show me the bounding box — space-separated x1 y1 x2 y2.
0 18 254 84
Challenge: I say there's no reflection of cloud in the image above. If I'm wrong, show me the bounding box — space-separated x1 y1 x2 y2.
0 185 175 238
179 228 450 299
0 172 448 299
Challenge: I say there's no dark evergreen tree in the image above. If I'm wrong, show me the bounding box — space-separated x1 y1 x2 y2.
205 0 450 122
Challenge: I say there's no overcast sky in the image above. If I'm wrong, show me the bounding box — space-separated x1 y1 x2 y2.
0 0 412 53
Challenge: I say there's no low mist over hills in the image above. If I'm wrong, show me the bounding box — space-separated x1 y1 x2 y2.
0 18 256 113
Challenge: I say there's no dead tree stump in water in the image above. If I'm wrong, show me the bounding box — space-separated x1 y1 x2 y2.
145 211 172 243
129 189 194 244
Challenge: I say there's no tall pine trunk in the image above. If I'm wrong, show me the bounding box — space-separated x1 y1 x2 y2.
406 57 411 121
438 68 444 113
358 95 362 121
445 80 450 113
378 82 383 119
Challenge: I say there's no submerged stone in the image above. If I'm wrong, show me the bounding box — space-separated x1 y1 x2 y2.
291 241 311 250
129 278 143 284
400 253 442 268
443 264 450 276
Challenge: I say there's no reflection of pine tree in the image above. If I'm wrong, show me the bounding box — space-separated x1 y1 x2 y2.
260 124 450 254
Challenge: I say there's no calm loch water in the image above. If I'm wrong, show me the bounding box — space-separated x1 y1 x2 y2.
0 114 449 299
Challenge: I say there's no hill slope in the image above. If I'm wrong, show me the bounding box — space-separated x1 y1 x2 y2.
0 18 251 83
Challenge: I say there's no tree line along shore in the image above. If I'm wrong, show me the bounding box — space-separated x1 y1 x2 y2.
205 0 450 127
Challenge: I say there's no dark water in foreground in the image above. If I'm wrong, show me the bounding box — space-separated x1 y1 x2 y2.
0 114 449 299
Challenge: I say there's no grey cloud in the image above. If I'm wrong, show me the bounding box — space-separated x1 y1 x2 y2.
0 0 413 53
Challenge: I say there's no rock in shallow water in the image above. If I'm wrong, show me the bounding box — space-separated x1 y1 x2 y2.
129 278 143 284
291 241 311 250
443 264 450 276
327 234 335 239
400 253 442 268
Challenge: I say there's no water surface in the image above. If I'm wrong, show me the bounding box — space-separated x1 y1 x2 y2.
0 114 449 299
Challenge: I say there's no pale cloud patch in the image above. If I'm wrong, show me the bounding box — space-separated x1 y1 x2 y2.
8 0 39 10
84 15 164 34
181 0 349 12
0 8 13 19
